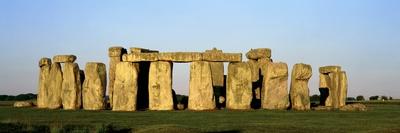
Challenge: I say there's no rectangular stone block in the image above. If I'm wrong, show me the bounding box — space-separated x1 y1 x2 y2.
339 71 348 107
319 66 341 74
62 63 82 110
130 47 159 53
109 46 127 57
247 59 259 82
261 62 289 110
112 62 139 111
159 52 203 62
83 62 107 110
37 58 51 108
53 55 77 63
202 52 242 62
47 63 63 109
122 52 242 62
328 72 340 108
148 61 174 110
209 62 224 87
188 61 216 110
258 58 272 76
319 74 330 88
246 48 271 60
226 62 252 109
290 63 312 110
108 46 127 108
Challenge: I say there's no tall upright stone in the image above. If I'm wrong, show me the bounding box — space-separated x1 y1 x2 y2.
339 71 348 107
37 58 51 108
205 48 225 87
61 63 82 110
148 61 174 110
329 72 340 109
319 66 341 108
261 62 289 110
47 63 63 109
108 47 127 108
82 62 107 110
290 63 312 110
226 62 252 109
188 61 216 110
112 62 139 111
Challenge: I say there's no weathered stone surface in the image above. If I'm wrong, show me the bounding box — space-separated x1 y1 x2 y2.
148 61 174 111
261 62 289 110
247 59 259 82
130 47 159 53
53 55 77 63
258 58 272 76
112 62 139 111
82 62 107 110
226 62 252 109
327 72 340 108
37 58 51 108
339 103 367 111
47 63 63 109
319 66 341 74
122 52 242 62
290 63 312 110
246 48 271 60
61 63 82 110
39 58 51 67
209 62 224 87
108 46 127 108
188 61 216 110
339 71 348 107
219 96 225 104
319 74 330 88
14 101 34 108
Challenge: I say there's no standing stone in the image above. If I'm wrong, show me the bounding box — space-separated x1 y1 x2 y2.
290 63 312 110
258 58 272 76
148 61 174 110
112 62 139 111
247 59 259 82
108 46 127 108
339 71 348 107
205 48 224 87
226 62 252 109
319 66 342 108
37 58 51 108
188 61 216 110
261 62 289 110
61 63 82 110
328 72 340 109
47 63 63 109
82 62 107 110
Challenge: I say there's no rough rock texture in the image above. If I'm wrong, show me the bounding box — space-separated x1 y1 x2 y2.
339 103 367 111
319 66 341 74
112 62 139 111
258 58 272 76
108 46 127 108
47 63 63 109
339 71 348 107
319 74 330 88
14 101 34 108
37 58 51 108
246 48 271 60
261 62 289 110
122 52 242 62
53 55 77 63
327 72 340 108
82 62 107 110
247 59 259 82
226 62 252 109
130 47 159 53
188 61 216 110
290 63 312 110
148 61 174 111
205 48 225 87
61 63 82 110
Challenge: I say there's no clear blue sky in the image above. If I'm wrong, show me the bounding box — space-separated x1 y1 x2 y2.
1 0 399 98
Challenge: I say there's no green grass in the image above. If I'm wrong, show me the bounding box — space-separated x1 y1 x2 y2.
0 104 399 133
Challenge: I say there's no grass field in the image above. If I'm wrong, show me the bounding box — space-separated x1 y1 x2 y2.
0 101 399 133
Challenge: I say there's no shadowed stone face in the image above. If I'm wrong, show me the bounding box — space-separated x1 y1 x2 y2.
108 46 127 109
319 65 347 108
290 63 312 110
62 63 82 110
53 55 77 63
261 62 289 110
83 62 107 110
47 63 63 109
148 61 174 111
226 62 252 109
37 58 51 108
112 62 139 111
188 61 216 110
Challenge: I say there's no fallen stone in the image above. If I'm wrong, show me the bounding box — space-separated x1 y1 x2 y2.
14 101 34 108
82 62 107 110
319 66 341 74
47 63 63 109
290 63 312 110
261 62 289 110
313 106 334 111
339 103 367 111
37 58 51 108
108 46 127 109
112 62 139 111
177 103 185 110
53 55 77 63
148 61 174 111
246 48 271 60
219 96 225 104
339 71 348 107
226 62 252 109
61 63 82 110
188 61 216 110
